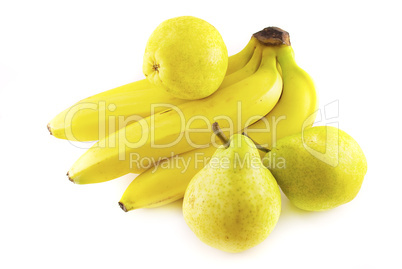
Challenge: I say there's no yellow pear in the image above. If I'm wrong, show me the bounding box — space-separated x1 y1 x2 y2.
263 126 367 211
183 127 281 253
143 16 228 100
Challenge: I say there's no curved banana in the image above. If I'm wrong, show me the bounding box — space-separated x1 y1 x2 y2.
48 86 187 141
244 45 318 148
119 43 318 211
48 42 257 142
225 37 257 75
68 43 283 184
219 43 261 89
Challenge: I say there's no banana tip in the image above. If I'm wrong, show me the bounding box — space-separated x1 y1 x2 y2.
118 202 128 212
47 123 53 135
67 172 75 183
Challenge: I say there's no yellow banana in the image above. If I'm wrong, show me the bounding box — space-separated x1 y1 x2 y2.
48 86 186 141
68 42 283 184
244 45 318 148
48 40 257 142
119 43 318 211
225 37 257 75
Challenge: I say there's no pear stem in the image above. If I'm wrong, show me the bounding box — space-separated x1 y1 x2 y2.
241 132 270 153
212 122 230 148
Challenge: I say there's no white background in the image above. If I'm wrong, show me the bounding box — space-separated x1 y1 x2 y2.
1 0 401 268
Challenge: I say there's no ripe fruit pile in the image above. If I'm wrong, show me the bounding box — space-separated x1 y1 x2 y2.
48 16 367 253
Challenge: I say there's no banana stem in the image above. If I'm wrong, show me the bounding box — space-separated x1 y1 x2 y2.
241 132 270 153
212 122 230 148
253 27 290 47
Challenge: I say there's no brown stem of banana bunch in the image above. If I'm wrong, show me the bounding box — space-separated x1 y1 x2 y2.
252 26 291 47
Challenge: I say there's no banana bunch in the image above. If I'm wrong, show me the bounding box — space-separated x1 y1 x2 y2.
48 27 318 211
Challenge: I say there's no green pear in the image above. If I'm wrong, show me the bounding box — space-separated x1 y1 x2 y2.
263 126 367 211
183 131 281 253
